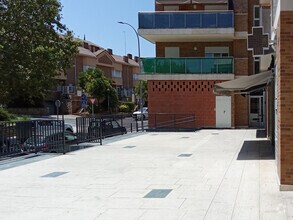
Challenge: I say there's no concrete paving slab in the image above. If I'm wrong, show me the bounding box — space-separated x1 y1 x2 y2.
0 129 292 219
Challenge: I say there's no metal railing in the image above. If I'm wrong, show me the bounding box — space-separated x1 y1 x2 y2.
0 120 66 159
141 57 234 74
148 113 196 130
76 115 126 144
139 11 234 29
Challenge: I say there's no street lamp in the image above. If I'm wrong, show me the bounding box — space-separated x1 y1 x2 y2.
118 21 144 131
107 88 110 113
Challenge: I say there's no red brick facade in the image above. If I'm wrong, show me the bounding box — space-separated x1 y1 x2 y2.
278 11 293 185
148 80 222 128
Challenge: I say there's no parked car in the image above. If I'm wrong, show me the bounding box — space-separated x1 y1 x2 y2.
32 120 74 133
22 131 77 153
0 136 20 154
132 107 148 120
88 118 127 138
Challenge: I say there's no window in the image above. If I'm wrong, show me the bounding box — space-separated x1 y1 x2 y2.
254 57 260 74
165 47 180 58
112 70 122 78
205 47 229 58
133 74 139 80
83 65 91 71
164 6 179 11
254 5 261 26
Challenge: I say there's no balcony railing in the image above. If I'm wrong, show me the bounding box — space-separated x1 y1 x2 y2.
141 58 234 74
139 11 234 29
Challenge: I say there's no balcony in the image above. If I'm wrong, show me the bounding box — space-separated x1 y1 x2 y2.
141 58 234 74
138 11 234 42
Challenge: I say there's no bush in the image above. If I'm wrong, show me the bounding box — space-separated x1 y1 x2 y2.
119 104 129 113
0 108 16 121
118 102 135 113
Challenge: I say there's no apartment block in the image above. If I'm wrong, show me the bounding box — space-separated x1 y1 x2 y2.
138 0 266 129
49 40 139 114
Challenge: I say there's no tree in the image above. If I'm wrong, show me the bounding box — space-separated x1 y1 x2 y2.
134 80 148 103
78 68 118 110
0 0 78 107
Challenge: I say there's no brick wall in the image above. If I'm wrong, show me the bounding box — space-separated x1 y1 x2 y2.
148 80 222 128
278 11 293 185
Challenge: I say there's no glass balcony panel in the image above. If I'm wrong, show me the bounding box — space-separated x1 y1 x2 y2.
170 13 185 28
141 58 233 74
156 58 171 73
202 13 217 28
139 13 154 29
139 12 233 29
171 59 185 73
141 58 155 73
186 13 201 28
154 14 170 28
186 59 202 73
217 13 233 28
217 58 233 73
202 59 217 73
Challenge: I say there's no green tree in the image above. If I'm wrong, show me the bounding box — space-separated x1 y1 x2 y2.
0 0 78 107
78 68 118 109
134 80 148 102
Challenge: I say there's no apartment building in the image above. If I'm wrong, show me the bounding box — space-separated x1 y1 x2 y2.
51 40 139 114
138 0 266 129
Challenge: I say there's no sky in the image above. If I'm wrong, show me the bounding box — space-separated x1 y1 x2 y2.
60 0 155 58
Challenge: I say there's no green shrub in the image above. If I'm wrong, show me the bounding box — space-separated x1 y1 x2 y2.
0 108 16 121
119 102 135 113
119 104 129 113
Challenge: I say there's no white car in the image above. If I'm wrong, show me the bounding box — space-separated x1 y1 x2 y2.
132 107 148 120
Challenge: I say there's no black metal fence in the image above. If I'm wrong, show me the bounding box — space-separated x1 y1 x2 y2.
76 115 127 144
0 120 65 159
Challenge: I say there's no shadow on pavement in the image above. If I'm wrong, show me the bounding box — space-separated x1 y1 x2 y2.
237 140 275 160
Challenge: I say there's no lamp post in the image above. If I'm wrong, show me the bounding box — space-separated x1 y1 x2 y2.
118 21 144 131
107 88 110 114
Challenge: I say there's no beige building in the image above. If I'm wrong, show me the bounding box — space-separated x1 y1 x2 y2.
49 40 139 114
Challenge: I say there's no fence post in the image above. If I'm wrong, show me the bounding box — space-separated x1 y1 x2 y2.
131 123 133 133
136 119 138 132
62 119 65 154
33 121 37 154
99 119 102 145
155 114 157 128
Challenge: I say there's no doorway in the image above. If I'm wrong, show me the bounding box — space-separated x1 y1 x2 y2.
249 95 265 128
216 96 231 128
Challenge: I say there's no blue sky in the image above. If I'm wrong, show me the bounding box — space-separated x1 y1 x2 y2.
60 0 155 57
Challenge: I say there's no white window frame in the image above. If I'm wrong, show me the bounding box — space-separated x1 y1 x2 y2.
112 70 122 78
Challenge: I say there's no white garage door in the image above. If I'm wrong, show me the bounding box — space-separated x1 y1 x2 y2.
216 96 231 128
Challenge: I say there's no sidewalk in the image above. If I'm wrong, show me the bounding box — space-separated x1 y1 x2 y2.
0 129 292 220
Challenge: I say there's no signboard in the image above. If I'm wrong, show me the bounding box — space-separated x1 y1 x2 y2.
90 98 96 104
81 94 87 108
248 27 269 56
55 100 61 108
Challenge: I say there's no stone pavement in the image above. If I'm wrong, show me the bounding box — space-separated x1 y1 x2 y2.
0 129 292 220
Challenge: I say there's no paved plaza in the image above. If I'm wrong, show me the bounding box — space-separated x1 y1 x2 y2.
0 129 292 220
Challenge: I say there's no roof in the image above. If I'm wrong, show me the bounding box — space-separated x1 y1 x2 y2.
78 47 96 58
112 55 139 67
94 49 107 56
214 71 273 95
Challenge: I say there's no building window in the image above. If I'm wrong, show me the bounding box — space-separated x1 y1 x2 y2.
164 6 179 11
254 57 260 74
83 65 91 72
133 74 139 80
205 47 229 58
112 70 122 78
254 5 261 26
165 47 180 58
